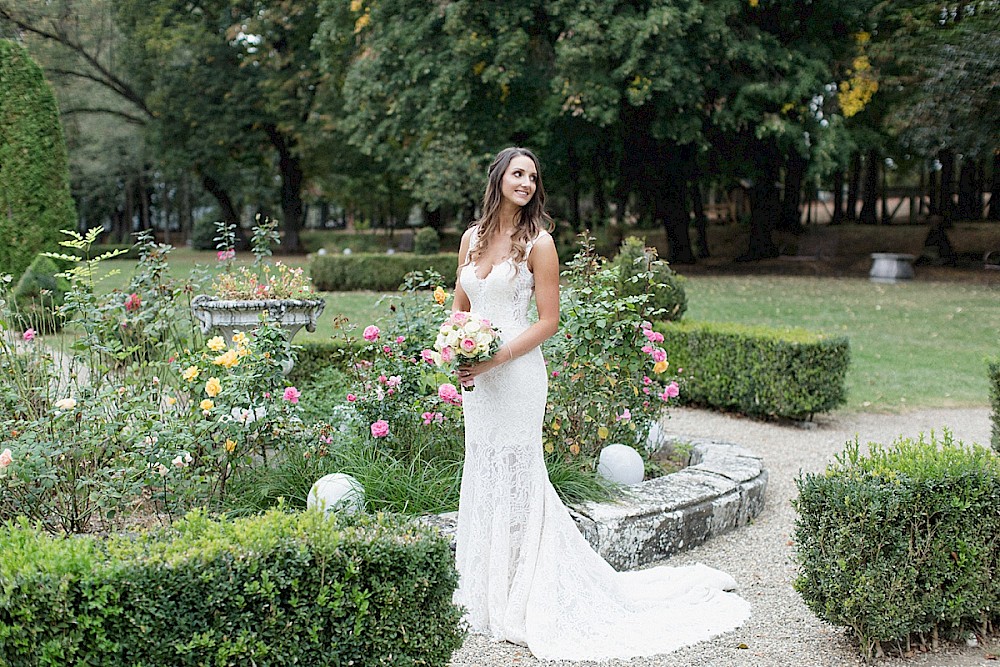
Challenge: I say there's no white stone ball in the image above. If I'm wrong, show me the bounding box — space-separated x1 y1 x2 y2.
308 473 365 515
317 247 328 256
597 444 645 486
342 247 352 255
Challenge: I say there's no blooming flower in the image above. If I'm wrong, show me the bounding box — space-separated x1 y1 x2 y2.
54 397 77 411
642 375 653 385
232 331 248 346
420 349 437 364
370 419 390 438
205 377 222 397
124 292 142 312
230 406 266 425
363 325 380 341
396 335 405 344
182 365 200 381
224 439 238 453
661 381 680 399
433 286 448 305
385 375 402 388
346 393 357 402
0 448 12 468
651 348 667 363
213 349 240 369
421 411 445 425
207 336 227 352
653 360 669 374
22 328 36 342
165 396 177 406
217 249 235 261
283 386 301 404
200 399 214 411
172 452 193 468
616 408 632 422
438 383 462 405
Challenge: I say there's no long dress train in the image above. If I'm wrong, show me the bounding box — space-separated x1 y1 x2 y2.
454 229 750 661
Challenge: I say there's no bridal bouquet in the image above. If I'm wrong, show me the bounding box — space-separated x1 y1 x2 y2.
429 311 501 390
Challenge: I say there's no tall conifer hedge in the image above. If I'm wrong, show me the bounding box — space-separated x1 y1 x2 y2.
0 39 76 280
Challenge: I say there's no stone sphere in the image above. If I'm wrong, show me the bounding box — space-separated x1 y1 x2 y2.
597 444 645 486
317 247 328 256
308 473 365 515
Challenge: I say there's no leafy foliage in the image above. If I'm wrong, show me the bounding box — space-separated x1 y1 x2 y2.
989 358 1000 452
0 510 465 666
11 255 70 334
658 319 849 420
310 253 459 291
612 236 687 322
794 431 1000 660
0 40 76 281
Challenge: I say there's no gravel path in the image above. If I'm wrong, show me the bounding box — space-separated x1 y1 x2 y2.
449 406 999 667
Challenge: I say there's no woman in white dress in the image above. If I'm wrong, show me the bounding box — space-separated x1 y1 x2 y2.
451 147 750 661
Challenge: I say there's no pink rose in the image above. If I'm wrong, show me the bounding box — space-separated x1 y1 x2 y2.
22 328 36 342
641 345 653 355
396 336 406 344
440 346 454 363
217 249 235 261
370 419 389 438
551 371 560 378
124 292 142 312
378 374 388 384
438 383 461 405
451 311 468 324
0 448 12 468
649 331 664 343
363 325 380 342
282 386 301 404
642 375 652 385
421 349 436 364
382 345 392 355
346 393 357 402
386 375 402 388
460 337 477 352
616 409 631 422
651 348 667 363
640 321 652 330
665 381 680 398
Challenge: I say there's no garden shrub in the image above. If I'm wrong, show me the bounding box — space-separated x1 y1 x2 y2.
11 255 70 333
612 236 687 322
288 340 360 385
793 431 1000 661
310 253 458 291
656 320 849 420
414 226 441 255
989 358 1000 452
0 509 465 666
0 40 77 282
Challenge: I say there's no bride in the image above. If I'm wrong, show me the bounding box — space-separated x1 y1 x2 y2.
450 147 750 661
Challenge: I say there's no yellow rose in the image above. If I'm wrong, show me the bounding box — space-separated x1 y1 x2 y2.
569 443 581 455
199 399 214 411
231 332 248 346
207 336 227 352
165 396 177 406
224 438 237 453
433 286 448 305
213 349 240 369
653 360 669 374
205 377 222 397
182 365 200 381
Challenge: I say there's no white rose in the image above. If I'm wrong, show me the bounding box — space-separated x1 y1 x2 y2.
54 398 77 411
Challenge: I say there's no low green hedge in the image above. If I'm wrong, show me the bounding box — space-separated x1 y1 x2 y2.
793 432 1000 661
310 253 458 291
0 510 465 667
989 358 1000 452
290 340 361 385
656 320 849 420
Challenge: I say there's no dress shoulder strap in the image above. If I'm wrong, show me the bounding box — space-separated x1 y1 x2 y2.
525 229 550 259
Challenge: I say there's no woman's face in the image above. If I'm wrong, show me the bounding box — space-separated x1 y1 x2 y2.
500 155 537 209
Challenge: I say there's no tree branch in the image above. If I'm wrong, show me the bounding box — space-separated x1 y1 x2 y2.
61 107 147 125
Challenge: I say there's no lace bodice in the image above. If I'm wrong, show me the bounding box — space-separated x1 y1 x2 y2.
458 227 539 340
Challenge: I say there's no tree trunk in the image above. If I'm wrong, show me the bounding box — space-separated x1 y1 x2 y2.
957 157 979 220
591 148 607 227
200 173 240 228
778 152 807 232
939 148 956 224
423 206 442 230
989 150 1000 221
846 151 861 220
740 156 781 261
690 179 710 257
859 149 879 225
264 124 304 253
831 169 845 224
656 175 695 264
567 143 581 231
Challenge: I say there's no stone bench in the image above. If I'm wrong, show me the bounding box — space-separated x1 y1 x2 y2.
869 252 916 283
420 436 767 571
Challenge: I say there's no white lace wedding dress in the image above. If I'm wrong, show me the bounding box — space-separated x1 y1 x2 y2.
453 229 751 661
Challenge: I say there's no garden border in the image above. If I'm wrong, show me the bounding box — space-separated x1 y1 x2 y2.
422 436 767 571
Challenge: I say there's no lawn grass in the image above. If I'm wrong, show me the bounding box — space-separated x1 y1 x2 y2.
98 249 1000 412
683 276 1000 412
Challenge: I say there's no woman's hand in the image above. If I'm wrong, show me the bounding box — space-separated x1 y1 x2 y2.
458 347 510 386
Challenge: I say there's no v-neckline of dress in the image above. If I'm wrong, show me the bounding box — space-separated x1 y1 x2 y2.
471 257 513 281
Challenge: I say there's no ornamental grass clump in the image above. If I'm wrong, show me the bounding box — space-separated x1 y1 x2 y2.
793 430 1000 661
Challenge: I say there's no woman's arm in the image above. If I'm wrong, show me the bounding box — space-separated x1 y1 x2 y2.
461 232 559 379
452 227 475 313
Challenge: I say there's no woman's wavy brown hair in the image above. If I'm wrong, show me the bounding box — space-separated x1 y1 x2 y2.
468 147 553 267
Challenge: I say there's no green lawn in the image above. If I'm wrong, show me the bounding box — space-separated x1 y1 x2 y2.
99 250 999 412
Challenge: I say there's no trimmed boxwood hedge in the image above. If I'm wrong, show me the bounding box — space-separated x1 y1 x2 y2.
655 320 849 420
989 358 1000 452
289 340 362 385
310 253 458 291
0 510 465 667
794 432 1000 661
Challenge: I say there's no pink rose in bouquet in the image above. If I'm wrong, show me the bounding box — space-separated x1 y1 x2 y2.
430 312 501 390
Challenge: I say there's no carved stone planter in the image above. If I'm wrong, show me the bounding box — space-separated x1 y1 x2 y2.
190 295 326 373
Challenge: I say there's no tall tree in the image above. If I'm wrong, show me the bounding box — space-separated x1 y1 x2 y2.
0 39 76 279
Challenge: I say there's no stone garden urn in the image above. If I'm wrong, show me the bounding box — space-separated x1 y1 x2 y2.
190 295 326 373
